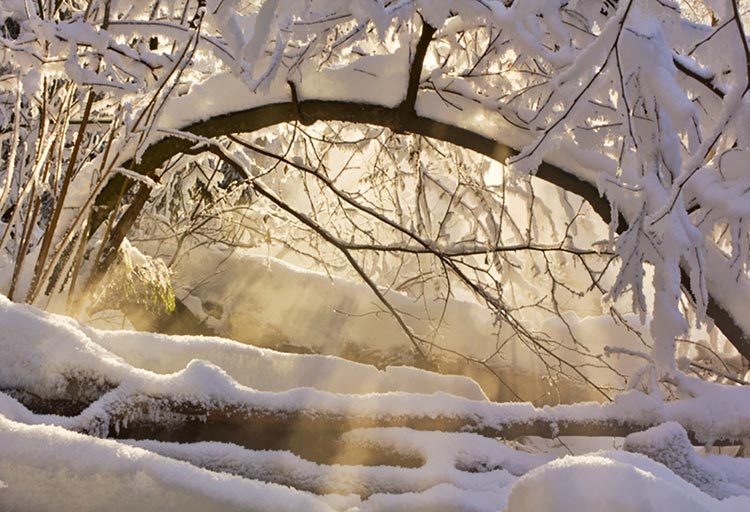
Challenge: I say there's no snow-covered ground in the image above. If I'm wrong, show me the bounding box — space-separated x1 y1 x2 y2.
2 296 749 511
157 246 739 404
165 246 637 398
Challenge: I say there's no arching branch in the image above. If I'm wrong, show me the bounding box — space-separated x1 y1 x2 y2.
87 97 750 362
86 14 750 362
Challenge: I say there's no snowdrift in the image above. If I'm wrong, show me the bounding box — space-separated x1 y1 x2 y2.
1 296 750 511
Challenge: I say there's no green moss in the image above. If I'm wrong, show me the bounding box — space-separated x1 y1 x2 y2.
90 243 175 317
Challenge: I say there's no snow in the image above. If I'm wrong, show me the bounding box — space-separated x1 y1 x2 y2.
167 246 674 402
2 296 750 510
0 294 486 401
0 415 341 512
3 2 750 509
3 404 749 511
159 72 288 130
359 483 510 512
624 422 750 499
505 450 750 512
93 327 487 399
3 294 750 444
9 0 748 388
159 18 410 130
0 295 132 400
704 452 750 495
125 428 546 499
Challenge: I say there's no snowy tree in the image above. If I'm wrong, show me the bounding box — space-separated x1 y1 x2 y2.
2 0 749 388
2 1 750 509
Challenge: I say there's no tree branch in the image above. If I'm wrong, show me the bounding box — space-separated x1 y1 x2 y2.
89 106 748 362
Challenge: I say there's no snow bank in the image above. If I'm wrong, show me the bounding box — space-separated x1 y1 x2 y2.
169 247 669 401
0 294 486 401
127 428 548 498
3 297 750 511
505 451 750 512
0 414 343 512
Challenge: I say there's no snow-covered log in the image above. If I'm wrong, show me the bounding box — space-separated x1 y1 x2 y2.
6 364 750 454
2 295 748 458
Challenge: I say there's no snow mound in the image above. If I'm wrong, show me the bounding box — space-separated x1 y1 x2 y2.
3 296 750 511
127 428 548 499
0 415 343 512
0 294 486 401
625 422 750 499
505 451 750 512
